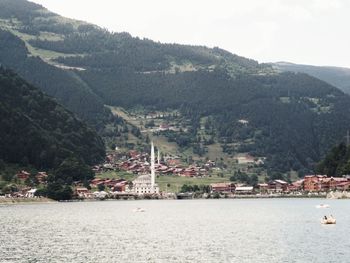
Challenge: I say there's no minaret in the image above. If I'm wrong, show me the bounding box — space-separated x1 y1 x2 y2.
151 141 155 187
157 149 160 165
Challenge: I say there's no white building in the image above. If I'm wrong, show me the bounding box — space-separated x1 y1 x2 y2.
25 189 37 198
236 155 255 164
133 142 159 195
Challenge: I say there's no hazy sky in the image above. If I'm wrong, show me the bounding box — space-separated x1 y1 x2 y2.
31 0 350 68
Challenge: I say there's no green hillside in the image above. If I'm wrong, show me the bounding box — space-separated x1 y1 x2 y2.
0 0 112 128
0 67 105 169
1 0 350 175
273 62 350 95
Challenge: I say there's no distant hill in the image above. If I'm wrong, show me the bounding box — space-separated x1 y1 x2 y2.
1 0 350 174
273 62 350 94
0 67 105 169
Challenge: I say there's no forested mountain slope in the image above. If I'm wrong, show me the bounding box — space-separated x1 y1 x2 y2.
0 68 105 169
273 62 350 95
1 0 350 174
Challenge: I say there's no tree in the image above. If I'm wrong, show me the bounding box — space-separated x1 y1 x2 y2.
249 174 258 186
54 156 94 183
83 179 91 190
46 182 72 200
98 183 105 191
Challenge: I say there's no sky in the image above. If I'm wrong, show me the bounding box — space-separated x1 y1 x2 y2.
31 0 350 68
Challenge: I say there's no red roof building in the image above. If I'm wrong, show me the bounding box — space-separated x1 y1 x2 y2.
268 180 289 192
210 183 235 193
35 172 48 183
303 175 326 192
16 170 30 180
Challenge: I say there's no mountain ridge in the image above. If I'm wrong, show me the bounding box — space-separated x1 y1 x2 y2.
272 61 350 94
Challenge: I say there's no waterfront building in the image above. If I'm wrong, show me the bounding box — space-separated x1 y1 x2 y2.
302 175 350 192
235 186 254 194
75 187 89 198
257 183 269 193
303 175 327 192
268 179 288 192
210 183 235 193
132 142 159 195
25 189 37 198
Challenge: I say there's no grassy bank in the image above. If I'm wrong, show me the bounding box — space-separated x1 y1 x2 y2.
0 197 55 205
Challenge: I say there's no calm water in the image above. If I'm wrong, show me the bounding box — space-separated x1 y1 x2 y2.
1 199 349 263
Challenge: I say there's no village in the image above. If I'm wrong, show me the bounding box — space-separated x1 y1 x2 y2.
2 143 350 201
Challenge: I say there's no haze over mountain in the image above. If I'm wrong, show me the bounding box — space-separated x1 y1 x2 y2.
273 62 350 95
29 0 350 69
1 0 350 174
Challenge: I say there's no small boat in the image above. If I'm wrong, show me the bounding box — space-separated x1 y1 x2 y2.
321 216 336 224
316 204 330 208
133 207 146 212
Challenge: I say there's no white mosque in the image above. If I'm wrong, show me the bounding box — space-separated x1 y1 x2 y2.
132 142 159 195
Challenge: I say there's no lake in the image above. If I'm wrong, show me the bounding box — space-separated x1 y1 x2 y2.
1 199 349 263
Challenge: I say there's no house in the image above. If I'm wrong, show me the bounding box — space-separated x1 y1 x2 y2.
76 187 89 194
288 180 304 192
161 168 175 175
303 175 327 192
113 181 128 192
35 172 48 183
336 181 350 191
16 170 30 180
210 183 235 193
205 160 216 168
257 183 269 193
236 155 255 165
238 119 249 125
302 175 350 192
235 186 254 194
326 177 350 191
167 159 181 167
159 124 171 131
75 187 90 198
268 180 288 192
180 166 198 177
25 189 37 198
90 178 105 187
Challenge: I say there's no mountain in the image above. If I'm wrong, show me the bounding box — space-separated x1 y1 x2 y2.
273 62 350 95
0 0 112 129
1 0 350 174
0 67 105 169
0 0 269 128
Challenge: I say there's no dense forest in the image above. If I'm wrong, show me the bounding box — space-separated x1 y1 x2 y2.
75 65 350 174
273 62 350 95
0 29 111 129
317 143 350 177
0 68 105 169
1 0 350 174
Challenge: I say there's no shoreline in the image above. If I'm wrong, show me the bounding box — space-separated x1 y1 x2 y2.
0 197 55 205
2 193 347 205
